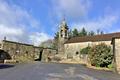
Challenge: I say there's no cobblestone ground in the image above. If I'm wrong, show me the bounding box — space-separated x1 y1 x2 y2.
0 62 120 80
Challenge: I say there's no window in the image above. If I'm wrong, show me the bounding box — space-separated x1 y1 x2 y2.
65 30 67 36
61 30 63 37
26 51 28 54
76 51 79 55
61 34 63 37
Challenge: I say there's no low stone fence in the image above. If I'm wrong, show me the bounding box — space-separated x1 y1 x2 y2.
79 54 89 64
41 48 57 62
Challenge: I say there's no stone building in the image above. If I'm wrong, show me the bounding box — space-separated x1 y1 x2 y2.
64 33 116 60
59 26 120 73
56 20 120 73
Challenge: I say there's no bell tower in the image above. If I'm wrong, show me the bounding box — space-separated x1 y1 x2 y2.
59 19 69 40
58 19 69 55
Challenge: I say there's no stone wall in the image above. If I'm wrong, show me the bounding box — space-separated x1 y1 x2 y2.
64 41 112 64
1 40 42 62
113 38 120 74
65 42 90 59
34 47 43 60
91 41 111 46
0 40 58 63
41 48 57 62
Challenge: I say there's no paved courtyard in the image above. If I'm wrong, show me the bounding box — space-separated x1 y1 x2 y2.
0 62 120 80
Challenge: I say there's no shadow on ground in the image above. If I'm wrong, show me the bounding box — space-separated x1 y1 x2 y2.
0 64 15 69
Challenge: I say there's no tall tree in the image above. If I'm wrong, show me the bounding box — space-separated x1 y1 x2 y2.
72 28 79 37
97 29 100 35
53 32 59 49
68 29 73 38
100 31 104 35
88 31 95 36
97 29 104 35
79 27 87 37
54 32 59 39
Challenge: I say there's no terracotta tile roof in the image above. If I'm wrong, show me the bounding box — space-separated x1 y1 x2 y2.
65 32 120 44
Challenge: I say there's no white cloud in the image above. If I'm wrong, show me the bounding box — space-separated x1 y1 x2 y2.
52 0 91 19
0 0 50 45
0 0 39 28
71 14 120 32
29 32 53 46
0 24 23 36
0 24 24 42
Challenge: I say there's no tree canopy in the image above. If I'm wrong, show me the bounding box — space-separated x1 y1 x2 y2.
46 27 104 49
72 28 79 37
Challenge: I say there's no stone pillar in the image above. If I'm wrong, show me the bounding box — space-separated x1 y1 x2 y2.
114 38 120 74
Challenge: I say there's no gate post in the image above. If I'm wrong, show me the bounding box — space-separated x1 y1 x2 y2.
112 38 120 74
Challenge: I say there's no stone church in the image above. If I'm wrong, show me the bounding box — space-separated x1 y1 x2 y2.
57 20 120 74
0 19 120 74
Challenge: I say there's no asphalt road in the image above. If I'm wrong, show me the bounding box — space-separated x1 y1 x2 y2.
0 62 120 80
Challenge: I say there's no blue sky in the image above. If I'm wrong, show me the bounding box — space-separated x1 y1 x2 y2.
0 0 120 45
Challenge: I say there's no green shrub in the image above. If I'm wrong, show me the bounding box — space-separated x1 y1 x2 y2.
108 64 114 70
80 46 91 54
89 43 113 67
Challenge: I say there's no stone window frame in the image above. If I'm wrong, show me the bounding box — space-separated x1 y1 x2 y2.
76 51 79 55
26 51 29 54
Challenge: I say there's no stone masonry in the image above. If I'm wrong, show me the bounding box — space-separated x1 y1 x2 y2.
113 38 120 74
0 40 57 63
41 48 57 62
1 40 41 62
64 41 112 60
58 19 69 58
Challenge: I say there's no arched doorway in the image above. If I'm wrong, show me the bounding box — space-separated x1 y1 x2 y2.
35 50 43 61
39 50 43 61
0 50 11 63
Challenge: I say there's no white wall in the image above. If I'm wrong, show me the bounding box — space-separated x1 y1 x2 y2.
64 41 112 60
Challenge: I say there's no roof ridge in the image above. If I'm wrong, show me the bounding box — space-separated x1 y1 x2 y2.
66 32 120 44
